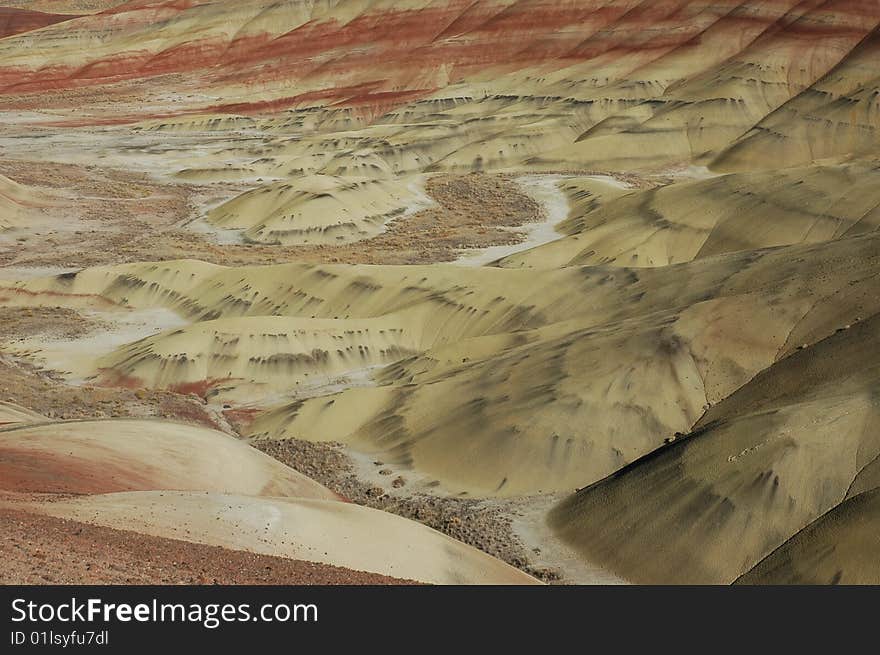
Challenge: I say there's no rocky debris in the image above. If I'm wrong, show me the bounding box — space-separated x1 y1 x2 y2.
0 355 226 431
251 438 559 582
0 306 107 341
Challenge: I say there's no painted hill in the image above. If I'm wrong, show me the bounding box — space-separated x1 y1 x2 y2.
1 0 879 584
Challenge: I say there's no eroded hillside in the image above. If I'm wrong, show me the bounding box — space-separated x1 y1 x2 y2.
1 0 878 584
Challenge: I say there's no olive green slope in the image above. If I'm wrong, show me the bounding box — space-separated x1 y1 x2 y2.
736 488 880 585
249 233 880 497
498 160 880 269
549 310 880 584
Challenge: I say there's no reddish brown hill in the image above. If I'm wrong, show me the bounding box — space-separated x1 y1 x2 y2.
0 7 80 38
1 0 874 132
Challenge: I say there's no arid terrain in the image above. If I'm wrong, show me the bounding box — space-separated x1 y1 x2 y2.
0 0 878 585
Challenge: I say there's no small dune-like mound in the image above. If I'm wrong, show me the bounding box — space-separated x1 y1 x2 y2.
23 491 540 585
205 175 432 245
93 315 421 403
0 418 337 499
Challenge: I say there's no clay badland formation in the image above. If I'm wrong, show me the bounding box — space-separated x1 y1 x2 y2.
0 0 878 585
